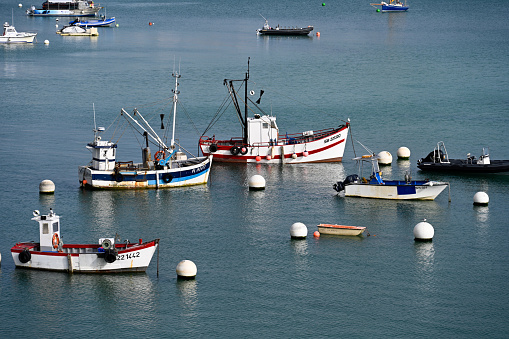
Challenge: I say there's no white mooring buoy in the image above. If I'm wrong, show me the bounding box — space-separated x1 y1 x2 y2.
473 191 489 206
413 219 434 241
39 180 55 194
377 151 393 165
248 175 266 190
44 39 49 44
397 147 411 160
290 222 308 239
176 260 197 279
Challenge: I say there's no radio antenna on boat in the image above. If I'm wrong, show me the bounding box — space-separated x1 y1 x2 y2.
93 103 97 131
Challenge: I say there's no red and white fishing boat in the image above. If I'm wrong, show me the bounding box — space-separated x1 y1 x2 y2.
199 59 350 164
317 224 367 236
11 209 159 273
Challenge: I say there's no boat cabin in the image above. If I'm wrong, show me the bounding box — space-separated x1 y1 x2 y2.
33 209 61 252
247 114 279 146
86 132 117 171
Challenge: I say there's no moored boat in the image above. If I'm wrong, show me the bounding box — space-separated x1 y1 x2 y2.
0 22 37 43
417 141 509 174
370 0 409 12
79 71 213 189
27 0 102 17
57 24 98 36
11 209 159 273
317 224 366 236
333 152 449 200
69 16 115 27
198 59 350 164
256 16 313 36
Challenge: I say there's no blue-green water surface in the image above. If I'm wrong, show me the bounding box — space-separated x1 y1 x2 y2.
1 0 508 337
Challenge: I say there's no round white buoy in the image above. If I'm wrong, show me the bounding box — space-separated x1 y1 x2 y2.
176 260 197 279
473 191 489 206
397 147 411 160
44 40 49 44
39 180 55 194
377 151 393 165
19 3 23 8
248 174 265 191
413 219 434 241
290 222 307 239
291 153 297 159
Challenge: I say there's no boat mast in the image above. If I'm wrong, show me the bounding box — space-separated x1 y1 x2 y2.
171 71 181 149
244 57 250 145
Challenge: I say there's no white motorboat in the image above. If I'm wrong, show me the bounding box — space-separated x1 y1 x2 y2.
0 22 37 43
79 71 213 189
11 209 159 273
334 153 449 200
27 0 102 17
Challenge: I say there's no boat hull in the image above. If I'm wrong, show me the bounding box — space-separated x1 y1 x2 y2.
417 159 509 174
11 240 158 273
0 35 36 43
71 17 115 27
382 5 408 12
343 181 448 200
199 125 348 164
317 224 366 236
28 8 100 17
257 27 313 36
79 156 212 189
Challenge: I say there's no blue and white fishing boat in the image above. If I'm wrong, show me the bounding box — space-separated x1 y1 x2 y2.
69 16 115 27
79 71 213 189
333 153 449 200
370 0 409 12
27 0 101 17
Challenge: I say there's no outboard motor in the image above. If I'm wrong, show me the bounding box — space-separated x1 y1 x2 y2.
333 181 345 192
343 174 360 185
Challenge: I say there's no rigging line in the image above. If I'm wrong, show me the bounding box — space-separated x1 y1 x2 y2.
201 93 232 136
173 142 197 159
177 101 200 136
256 81 349 124
349 124 357 158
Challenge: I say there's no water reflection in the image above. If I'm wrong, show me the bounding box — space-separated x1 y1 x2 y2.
414 242 435 292
177 279 198 310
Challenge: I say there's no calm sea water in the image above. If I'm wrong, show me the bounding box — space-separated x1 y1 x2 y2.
1 0 509 337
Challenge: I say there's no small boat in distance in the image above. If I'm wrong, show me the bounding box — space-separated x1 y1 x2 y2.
417 141 509 174
256 15 313 36
69 16 115 27
370 0 409 12
79 71 213 189
11 209 159 273
317 224 367 236
0 22 37 43
199 59 350 164
27 0 102 17
333 151 449 200
57 24 99 36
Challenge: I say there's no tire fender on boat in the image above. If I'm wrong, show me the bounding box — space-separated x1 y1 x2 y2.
209 144 218 153
162 173 173 183
104 249 117 263
230 146 240 155
114 173 123 182
18 249 31 263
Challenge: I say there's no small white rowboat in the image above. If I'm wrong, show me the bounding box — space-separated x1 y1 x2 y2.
317 224 366 236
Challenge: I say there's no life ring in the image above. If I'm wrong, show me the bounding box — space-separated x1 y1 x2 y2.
104 249 117 263
18 249 31 263
52 233 60 249
230 146 240 155
154 150 167 162
114 173 123 182
209 144 218 153
162 173 173 183
240 147 248 155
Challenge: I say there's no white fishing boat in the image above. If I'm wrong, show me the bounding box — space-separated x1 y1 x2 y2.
11 209 159 273
57 24 98 36
79 71 213 189
27 0 101 17
0 22 37 43
198 59 350 164
317 224 366 236
333 150 449 200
